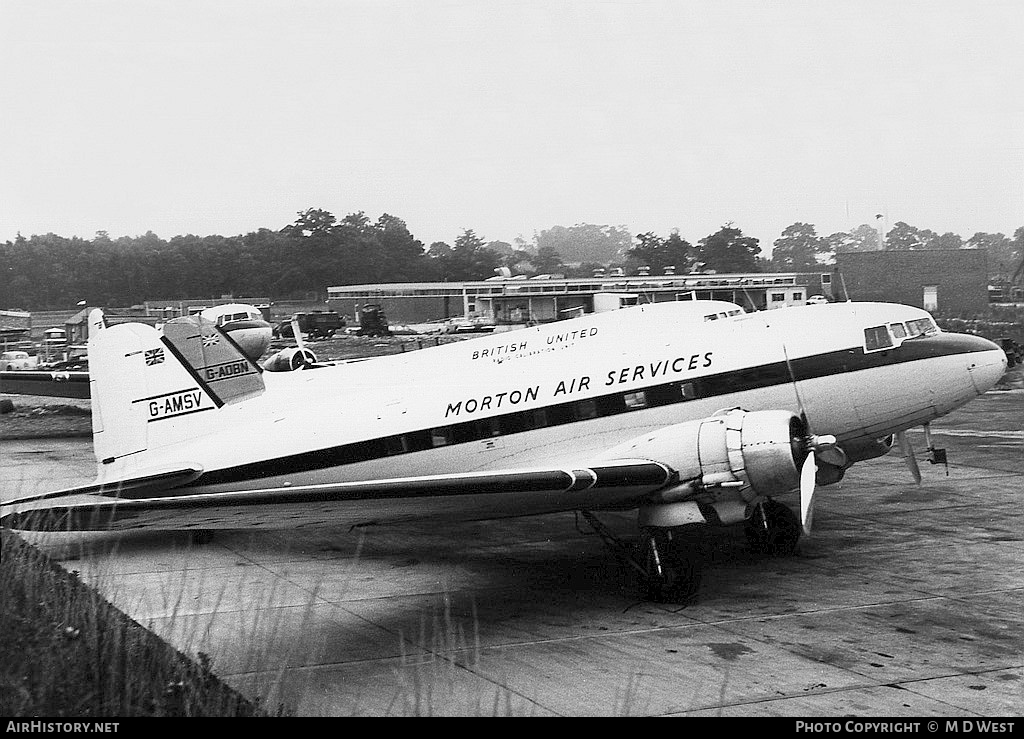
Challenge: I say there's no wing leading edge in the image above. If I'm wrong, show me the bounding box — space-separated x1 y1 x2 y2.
0 459 674 532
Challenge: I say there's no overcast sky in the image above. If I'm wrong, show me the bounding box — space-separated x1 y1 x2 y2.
2 0 1022 255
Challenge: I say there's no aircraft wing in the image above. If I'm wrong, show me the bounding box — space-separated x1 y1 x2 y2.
0 370 90 398
0 459 675 532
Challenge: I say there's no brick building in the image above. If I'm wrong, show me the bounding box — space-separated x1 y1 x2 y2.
834 249 988 315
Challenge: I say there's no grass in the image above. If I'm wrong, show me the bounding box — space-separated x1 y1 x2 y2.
0 528 274 716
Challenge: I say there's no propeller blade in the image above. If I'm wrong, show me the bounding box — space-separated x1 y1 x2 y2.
799 453 817 536
290 318 305 350
897 430 922 484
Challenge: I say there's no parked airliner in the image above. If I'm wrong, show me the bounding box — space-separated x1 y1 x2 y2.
0 300 1006 600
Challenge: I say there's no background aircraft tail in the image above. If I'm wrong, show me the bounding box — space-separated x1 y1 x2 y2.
89 311 264 466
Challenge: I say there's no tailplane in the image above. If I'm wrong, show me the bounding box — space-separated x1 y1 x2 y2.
89 311 264 465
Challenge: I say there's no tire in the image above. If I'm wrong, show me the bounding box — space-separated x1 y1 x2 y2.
745 498 801 556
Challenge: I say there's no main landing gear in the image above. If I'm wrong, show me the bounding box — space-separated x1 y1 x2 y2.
579 511 701 603
744 498 802 556
580 497 802 604
639 527 701 603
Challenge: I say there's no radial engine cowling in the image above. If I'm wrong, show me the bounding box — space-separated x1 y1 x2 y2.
262 347 318 372
596 408 809 501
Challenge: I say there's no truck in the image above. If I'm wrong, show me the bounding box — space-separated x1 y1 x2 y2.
356 304 391 337
998 337 1023 367
274 311 345 340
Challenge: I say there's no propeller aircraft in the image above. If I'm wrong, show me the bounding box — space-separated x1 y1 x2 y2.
0 299 1007 601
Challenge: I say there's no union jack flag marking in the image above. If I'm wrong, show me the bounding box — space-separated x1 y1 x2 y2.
145 348 165 365
202 333 219 347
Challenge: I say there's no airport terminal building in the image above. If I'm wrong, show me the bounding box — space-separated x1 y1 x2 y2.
327 270 834 326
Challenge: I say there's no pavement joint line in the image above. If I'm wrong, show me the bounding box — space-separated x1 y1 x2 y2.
701 592 1012 628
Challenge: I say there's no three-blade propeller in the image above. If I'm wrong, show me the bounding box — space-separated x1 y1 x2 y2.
798 428 838 536
896 430 922 485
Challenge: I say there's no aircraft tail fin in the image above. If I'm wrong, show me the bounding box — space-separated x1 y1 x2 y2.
89 313 264 465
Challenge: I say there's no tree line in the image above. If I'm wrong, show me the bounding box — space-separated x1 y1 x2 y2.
2 208 1021 310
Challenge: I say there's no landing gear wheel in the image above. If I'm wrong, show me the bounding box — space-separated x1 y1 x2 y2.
641 529 701 603
745 498 801 556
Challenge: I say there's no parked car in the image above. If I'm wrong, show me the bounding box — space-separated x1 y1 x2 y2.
0 350 37 371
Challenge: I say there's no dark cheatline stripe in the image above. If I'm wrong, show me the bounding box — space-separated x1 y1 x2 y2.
134 332 994 496
160 334 225 408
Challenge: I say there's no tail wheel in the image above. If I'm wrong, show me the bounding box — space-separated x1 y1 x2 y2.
745 498 801 556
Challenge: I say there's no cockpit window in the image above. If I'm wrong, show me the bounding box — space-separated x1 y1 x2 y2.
704 310 743 321
864 325 894 352
889 322 908 340
906 317 938 337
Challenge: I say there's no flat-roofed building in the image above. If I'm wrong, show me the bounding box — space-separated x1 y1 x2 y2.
327 271 834 326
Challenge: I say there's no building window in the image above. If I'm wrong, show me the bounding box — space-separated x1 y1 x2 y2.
923 285 938 311
770 293 786 302
792 292 803 302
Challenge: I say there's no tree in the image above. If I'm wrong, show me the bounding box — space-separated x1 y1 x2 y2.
933 232 963 249
967 231 1015 280
696 224 761 273
429 229 502 281
770 222 826 272
531 246 565 274
281 208 337 238
627 229 693 275
885 221 925 250
830 224 884 254
533 224 632 265
1012 227 1024 279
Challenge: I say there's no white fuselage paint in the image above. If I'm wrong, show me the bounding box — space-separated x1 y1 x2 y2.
94 301 1007 508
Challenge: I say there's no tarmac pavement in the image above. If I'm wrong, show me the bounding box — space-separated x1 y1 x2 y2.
2 390 1022 716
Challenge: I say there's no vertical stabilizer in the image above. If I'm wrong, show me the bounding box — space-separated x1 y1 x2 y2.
88 315 264 466
161 315 264 406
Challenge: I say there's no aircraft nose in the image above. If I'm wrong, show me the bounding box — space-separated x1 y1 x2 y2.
966 335 1008 394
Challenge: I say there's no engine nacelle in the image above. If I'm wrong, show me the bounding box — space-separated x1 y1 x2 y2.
841 434 895 463
262 347 318 372
596 408 808 502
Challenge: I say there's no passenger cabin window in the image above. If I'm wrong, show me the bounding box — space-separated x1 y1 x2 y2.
890 323 908 340
864 325 894 352
624 391 647 409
